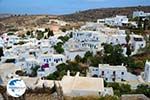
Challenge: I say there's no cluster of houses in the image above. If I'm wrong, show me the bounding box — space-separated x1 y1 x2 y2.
65 24 146 57
89 61 150 89
97 15 129 26
0 32 66 77
0 11 150 97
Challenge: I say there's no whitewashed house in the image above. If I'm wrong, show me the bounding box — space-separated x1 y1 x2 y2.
72 31 107 52
65 50 86 61
133 11 150 18
37 54 66 77
39 39 53 54
130 35 146 54
143 60 150 83
106 34 146 55
24 57 39 74
37 54 66 66
102 15 128 26
64 39 87 61
89 64 138 82
2 34 20 47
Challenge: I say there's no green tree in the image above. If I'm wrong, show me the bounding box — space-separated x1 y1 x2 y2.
54 45 64 54
125 31 130 44
137 17 143 29
135 84 150 97
106 83 131 97
103 44 125 65
47 30 54 37
30 65 40 77
26 31 31 36
36 31 44 40
75 55 82 63
84 51 93 58
61 28 67 32
126 45 132 57
58 36 70 43
125 31 132 57
56 63 68 72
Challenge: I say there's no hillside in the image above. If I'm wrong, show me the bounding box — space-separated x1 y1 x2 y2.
1 6 150 34
58 6 150 22
0 15 57 34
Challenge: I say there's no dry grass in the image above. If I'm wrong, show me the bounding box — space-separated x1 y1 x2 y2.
64 95 99 100
25 93 53 100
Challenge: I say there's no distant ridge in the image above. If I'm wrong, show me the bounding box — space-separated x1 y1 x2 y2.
59 6 150 22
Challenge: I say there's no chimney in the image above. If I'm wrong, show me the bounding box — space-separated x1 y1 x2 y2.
67 70 70 76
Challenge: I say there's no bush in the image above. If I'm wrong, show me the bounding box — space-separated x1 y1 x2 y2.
64 95 119 100
106 82 131 97
7 32 14 35
135 84 150 98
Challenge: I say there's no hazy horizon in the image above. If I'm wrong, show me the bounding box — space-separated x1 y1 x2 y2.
0 0 150 15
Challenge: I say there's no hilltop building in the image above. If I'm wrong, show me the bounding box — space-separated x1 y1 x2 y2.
97 15 128 26
133 11 150 18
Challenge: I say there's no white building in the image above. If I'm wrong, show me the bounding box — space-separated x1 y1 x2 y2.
107 34 146 55
89 64 138 82
133 11 150 18
143 60 150 82
98 15 128 26
37 54 66 77
60 72 113 96
37 54 66 66
64 39 87 61
65 50 86 61
72 31 107 51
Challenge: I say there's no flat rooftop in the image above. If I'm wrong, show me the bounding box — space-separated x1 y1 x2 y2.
99 64 127 71
61 75 104 94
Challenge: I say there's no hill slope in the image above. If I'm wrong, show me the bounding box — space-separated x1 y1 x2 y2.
58 6 150 22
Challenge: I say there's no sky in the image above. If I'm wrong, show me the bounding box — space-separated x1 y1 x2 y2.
0 0 150 15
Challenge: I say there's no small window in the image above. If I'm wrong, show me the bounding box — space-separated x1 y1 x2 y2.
141 44 143 47
102 71 104 75
121 72 124 75
105 78 108 81
61 58 63 61
112 78 115 81
113 71 116 75
44 59 46 62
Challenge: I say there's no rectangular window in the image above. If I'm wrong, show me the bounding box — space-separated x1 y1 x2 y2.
102 71 104 75
112 78 115 81
121 72 124 75
113 71 116 75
